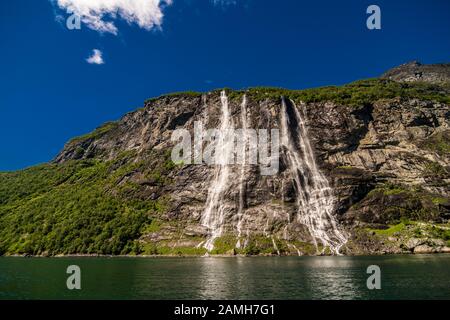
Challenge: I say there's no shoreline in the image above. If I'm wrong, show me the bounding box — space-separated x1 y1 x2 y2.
2 251 450 258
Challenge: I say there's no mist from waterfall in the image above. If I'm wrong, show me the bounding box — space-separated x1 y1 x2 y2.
280 97 347 254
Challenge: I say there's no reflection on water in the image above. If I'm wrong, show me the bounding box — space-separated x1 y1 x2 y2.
303 257 361 300
1 255 450 299
198 258 232 299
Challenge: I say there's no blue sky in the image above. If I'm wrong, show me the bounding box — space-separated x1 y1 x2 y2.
0 0 449 171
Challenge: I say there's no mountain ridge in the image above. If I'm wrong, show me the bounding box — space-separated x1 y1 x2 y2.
1 62 449 256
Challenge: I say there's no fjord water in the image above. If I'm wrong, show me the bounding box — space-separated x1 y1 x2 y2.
1 255 450 299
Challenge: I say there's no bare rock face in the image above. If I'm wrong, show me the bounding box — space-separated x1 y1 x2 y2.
381 61 450 84
413 244 434 254
53 64 450 256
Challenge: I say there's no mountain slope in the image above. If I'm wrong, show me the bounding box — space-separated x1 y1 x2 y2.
1 64 449 256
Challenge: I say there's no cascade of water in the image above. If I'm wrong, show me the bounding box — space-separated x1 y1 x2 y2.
292 244 302 256
271 237 280 256
280 97 347 254
201 91 234 251
236 95 248 249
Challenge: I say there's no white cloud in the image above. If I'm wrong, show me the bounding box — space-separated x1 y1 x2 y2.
53 0 172 35
86 49 104 64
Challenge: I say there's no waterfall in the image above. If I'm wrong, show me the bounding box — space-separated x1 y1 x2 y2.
235 95 248 249
280 97 347 255
200 92 346 254
201 91 234 251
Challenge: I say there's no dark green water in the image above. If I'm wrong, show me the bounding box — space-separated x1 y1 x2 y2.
1 255 449 299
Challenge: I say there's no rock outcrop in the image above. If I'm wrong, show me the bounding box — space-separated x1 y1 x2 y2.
381 61 450 84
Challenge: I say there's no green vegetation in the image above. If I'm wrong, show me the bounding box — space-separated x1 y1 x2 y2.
139 235 323 257
422 161 449 188
0 151 175 256
68 122 118 145
237 236 285 255
365 220 450 248
336 165 355 170
225 79 450 106
145 91 202 104
381 186 407 196
142 244 207 256
211 235 237 254
143 79 449 108
370 222 407 236
429 225 450 241
432 197 448 206
367 183 411 197
362 183 447 224
143 219 162 233
419 130 450 156
424 161 448 177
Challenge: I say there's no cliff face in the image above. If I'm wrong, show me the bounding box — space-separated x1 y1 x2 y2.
49 64 449 256
1 63 449 256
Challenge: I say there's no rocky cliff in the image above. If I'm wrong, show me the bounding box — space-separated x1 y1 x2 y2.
381 61 450 84
1 62 449 256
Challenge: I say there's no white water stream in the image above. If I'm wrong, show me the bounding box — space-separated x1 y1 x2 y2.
235 95 248 249
201 91 234 251
280 98 347 254
200 92 346 254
